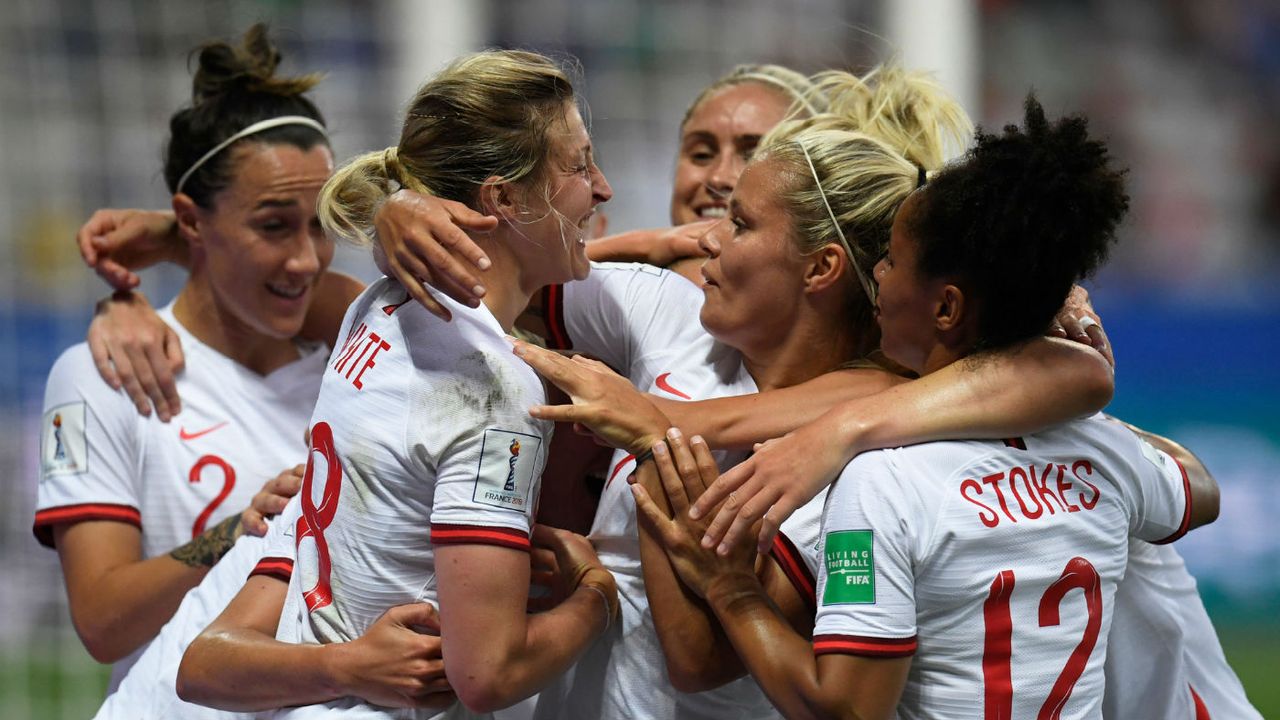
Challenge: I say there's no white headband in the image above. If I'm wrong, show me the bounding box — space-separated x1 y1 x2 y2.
798 142 878 305
175 115 328 195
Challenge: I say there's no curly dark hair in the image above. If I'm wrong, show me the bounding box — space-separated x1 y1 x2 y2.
908 94 1129 351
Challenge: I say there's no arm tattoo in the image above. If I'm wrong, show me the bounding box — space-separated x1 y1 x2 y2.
170 513 242 568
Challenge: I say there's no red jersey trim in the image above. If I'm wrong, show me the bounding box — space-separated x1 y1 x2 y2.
1152 456 1193 545
813 633 918 658
770 532 816 610
541 284 571 350
1190 684 1211 720
431 523 531 552
32 503 142 548
248 556 295 583
605 453 636 490
1002 437 1027 450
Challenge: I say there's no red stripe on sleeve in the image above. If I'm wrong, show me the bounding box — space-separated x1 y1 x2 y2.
248 556 295 583
770 532 816 610
813 633 918 658
32 503 143 548
541 284 572 350
1153 456 1193 545
431 524 531 552
604 454 636 490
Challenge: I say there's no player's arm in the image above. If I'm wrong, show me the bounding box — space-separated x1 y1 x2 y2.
632 434 908 720
178 574 453 711
694 336 1115 553
634 432 813 692
52 514 240 662
1111 418 1220 531
434 526 617 713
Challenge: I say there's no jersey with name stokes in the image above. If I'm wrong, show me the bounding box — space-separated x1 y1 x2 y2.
278 278 550 663
814 417 1192 720
535 263 824 720
34 304 323 689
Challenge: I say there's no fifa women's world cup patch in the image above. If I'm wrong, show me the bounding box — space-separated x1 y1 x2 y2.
823 530 876 604
472 428 542 512
41 402 88 478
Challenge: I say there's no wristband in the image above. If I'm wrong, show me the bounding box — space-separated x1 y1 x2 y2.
581 583 614 632
634 439 666 468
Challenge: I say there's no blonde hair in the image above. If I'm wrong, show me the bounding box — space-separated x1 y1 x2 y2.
680 63 826 131
757 63 973 357
319 50 575 245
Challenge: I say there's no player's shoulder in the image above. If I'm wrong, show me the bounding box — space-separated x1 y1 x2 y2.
46 342 127 404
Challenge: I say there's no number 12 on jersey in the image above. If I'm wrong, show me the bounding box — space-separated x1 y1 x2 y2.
983 556 1101 720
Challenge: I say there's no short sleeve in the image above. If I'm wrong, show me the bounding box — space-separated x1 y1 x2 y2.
769 487 829 610
813 451 925 658
1114 429 1193 545
428 349 550 553
33 345 144 547
249 499 301 582
553 262 701 375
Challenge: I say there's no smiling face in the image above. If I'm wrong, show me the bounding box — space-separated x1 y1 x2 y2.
192 141 335 340
697 156 810 353
512 101 613 285
872 191 947 374
670 82 793 226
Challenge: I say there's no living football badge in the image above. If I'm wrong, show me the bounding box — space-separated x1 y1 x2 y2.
474 429 541 511
823 530 876 604
42 402 88 477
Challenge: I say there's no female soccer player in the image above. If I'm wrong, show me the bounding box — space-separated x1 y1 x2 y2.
632 96 1219 720
235 50 619 718
378 68 1117 720
31 24 364 692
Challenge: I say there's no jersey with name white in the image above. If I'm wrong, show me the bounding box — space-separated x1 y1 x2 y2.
1105 539 1262 719
274 279 549 720
814 417 1193 720
35 303 325 689
533 263 825 720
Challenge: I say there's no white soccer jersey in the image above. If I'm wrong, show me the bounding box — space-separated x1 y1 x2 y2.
814 418 1193 720
533 263 825 720
35 303 325 689
1105 540 1262 719
274 279 550 720
93 522 289 720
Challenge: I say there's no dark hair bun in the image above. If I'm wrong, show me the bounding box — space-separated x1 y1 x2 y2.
164 23 327 205
911 94 1130 350
192 23 320 104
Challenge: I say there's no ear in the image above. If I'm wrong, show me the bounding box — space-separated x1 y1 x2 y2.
934 283 967 332
171 193 204 250
478 175 518 220
803 243 847 294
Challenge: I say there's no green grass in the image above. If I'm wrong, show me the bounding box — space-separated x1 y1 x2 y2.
1220 624 1280 717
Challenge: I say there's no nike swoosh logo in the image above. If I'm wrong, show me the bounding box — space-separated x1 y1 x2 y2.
179 422 228 441
654 373 692 400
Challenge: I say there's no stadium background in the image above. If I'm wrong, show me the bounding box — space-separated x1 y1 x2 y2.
1 0 1275 716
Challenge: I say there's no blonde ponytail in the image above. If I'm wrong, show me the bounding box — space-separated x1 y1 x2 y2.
316 148 399 246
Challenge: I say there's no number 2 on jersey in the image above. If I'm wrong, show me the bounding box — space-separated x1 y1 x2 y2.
983 556 1101 720
296 421 342 612
189 455 236 538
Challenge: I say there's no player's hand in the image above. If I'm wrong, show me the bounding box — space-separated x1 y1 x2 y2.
328 602 455 710
77 208 183 290
513 339 671 455
1048 285 1113 367
88 290 184 421
528 534 565 612
691 409 853 556
532 524 619 626
372 189 498 322
631 429 759 599
240 464 304 537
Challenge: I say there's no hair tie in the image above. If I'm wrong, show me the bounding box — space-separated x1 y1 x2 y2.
175 115 327 195
917 165 928 188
